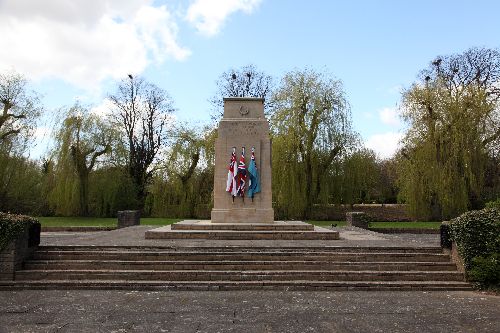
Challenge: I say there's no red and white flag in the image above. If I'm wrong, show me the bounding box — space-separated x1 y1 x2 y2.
235 147 247 197
226 147 237 193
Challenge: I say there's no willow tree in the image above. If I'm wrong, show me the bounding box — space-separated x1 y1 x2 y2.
270 68 356 219
148 125 216 218
398 47 500 220
51 104 112 216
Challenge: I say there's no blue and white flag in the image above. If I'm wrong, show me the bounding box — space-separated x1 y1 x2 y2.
247 146 261 199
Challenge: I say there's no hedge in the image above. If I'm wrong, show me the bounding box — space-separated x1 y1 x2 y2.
0 212 40 252
449 208 500 287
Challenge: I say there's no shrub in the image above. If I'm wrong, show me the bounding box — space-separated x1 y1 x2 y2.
485 198 500 210
0 212 39 252
449 208 500 287
468 254 500 286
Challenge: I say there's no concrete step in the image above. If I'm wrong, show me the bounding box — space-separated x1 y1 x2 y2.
32 251 452 262
15 270 464 282
24 260 458 272
145 227 339 240
0 280 473 291
36 245 445 254
171 221 314 231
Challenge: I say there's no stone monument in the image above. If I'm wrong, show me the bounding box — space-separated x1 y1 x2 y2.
211 97 274 223
145 97 339 240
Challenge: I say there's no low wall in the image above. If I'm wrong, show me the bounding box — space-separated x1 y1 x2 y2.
306 204 411 222
0 223 40 281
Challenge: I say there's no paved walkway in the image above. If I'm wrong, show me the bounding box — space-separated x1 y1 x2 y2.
40 225 440 248
4 227 497 332
1 290 498 332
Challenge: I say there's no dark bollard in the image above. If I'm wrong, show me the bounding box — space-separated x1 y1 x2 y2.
117 210 141 228
440 222 452 249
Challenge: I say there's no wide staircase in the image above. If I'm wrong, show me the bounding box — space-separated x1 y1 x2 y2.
4 245 471 291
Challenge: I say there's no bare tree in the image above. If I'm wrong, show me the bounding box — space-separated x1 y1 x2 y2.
210 64 273 121
0 71 42 147
108 76 174 208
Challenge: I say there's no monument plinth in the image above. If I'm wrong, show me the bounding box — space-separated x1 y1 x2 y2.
145 97 339 240
211 98 274 223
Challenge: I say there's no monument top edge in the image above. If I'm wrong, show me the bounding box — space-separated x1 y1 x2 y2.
223 97 264 103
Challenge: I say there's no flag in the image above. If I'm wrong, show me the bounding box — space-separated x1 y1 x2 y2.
234 147 246 197
247 146 261 199
225 147 237 194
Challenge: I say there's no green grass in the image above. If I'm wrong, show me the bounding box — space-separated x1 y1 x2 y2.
37 217 181 227
369 222 441 229
308 220 441 229
36 217 441 229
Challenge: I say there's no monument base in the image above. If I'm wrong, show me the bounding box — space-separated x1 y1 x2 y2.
211 208 274 223
145 220 340 240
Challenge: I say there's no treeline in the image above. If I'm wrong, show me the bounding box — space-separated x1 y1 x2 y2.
1 48 499 221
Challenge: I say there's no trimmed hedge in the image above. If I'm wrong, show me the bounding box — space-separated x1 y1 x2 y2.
449 208 500 287
0 212 40 252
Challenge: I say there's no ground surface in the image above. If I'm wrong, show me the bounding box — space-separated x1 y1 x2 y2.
39 225 440 247
1 290 498 332
2 227 498 332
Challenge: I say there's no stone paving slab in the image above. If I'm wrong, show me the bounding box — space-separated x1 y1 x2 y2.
40 226 440 248
0 290 498 332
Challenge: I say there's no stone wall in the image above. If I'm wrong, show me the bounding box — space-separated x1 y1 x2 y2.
0 224 40 281
305 204 411 222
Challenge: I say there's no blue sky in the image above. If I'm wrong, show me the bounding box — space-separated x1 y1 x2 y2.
1 0 499 158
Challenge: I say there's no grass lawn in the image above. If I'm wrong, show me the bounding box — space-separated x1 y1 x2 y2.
369 222 441 229
308 221 441 229
36 217 441 229
37 217 181 227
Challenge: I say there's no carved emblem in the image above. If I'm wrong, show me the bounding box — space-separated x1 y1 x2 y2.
239 105 249 115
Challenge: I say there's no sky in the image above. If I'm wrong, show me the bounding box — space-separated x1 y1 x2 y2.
1 0 499 159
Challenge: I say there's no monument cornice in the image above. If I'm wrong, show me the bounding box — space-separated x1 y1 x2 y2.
223 97 264 103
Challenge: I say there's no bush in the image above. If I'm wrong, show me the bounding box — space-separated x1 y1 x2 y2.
468 254 500 286
0 212 39 252
485 198 500 210
449 208 500 287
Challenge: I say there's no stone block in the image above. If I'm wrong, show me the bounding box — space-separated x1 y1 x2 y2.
117 210 140 228
346 212 369 229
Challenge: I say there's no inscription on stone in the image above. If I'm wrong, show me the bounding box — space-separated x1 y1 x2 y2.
226 122 259 137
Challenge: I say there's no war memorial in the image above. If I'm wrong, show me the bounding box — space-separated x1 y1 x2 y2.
145 98 339 240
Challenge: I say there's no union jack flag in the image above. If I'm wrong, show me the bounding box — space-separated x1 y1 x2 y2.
234 147 247 198
225 147 237 194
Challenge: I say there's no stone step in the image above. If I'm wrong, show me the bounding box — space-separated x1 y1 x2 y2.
171 221 314 231
36 245 445 254
0 280 473 291
24 260 458 271
145 227 339 240
32 251 451 262
15 270 464 282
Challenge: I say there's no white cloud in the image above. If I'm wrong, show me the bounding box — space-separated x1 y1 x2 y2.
378 107 400 126
365 132 403 159
186 0 262 36
0 0 190 89
90 99 114 117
